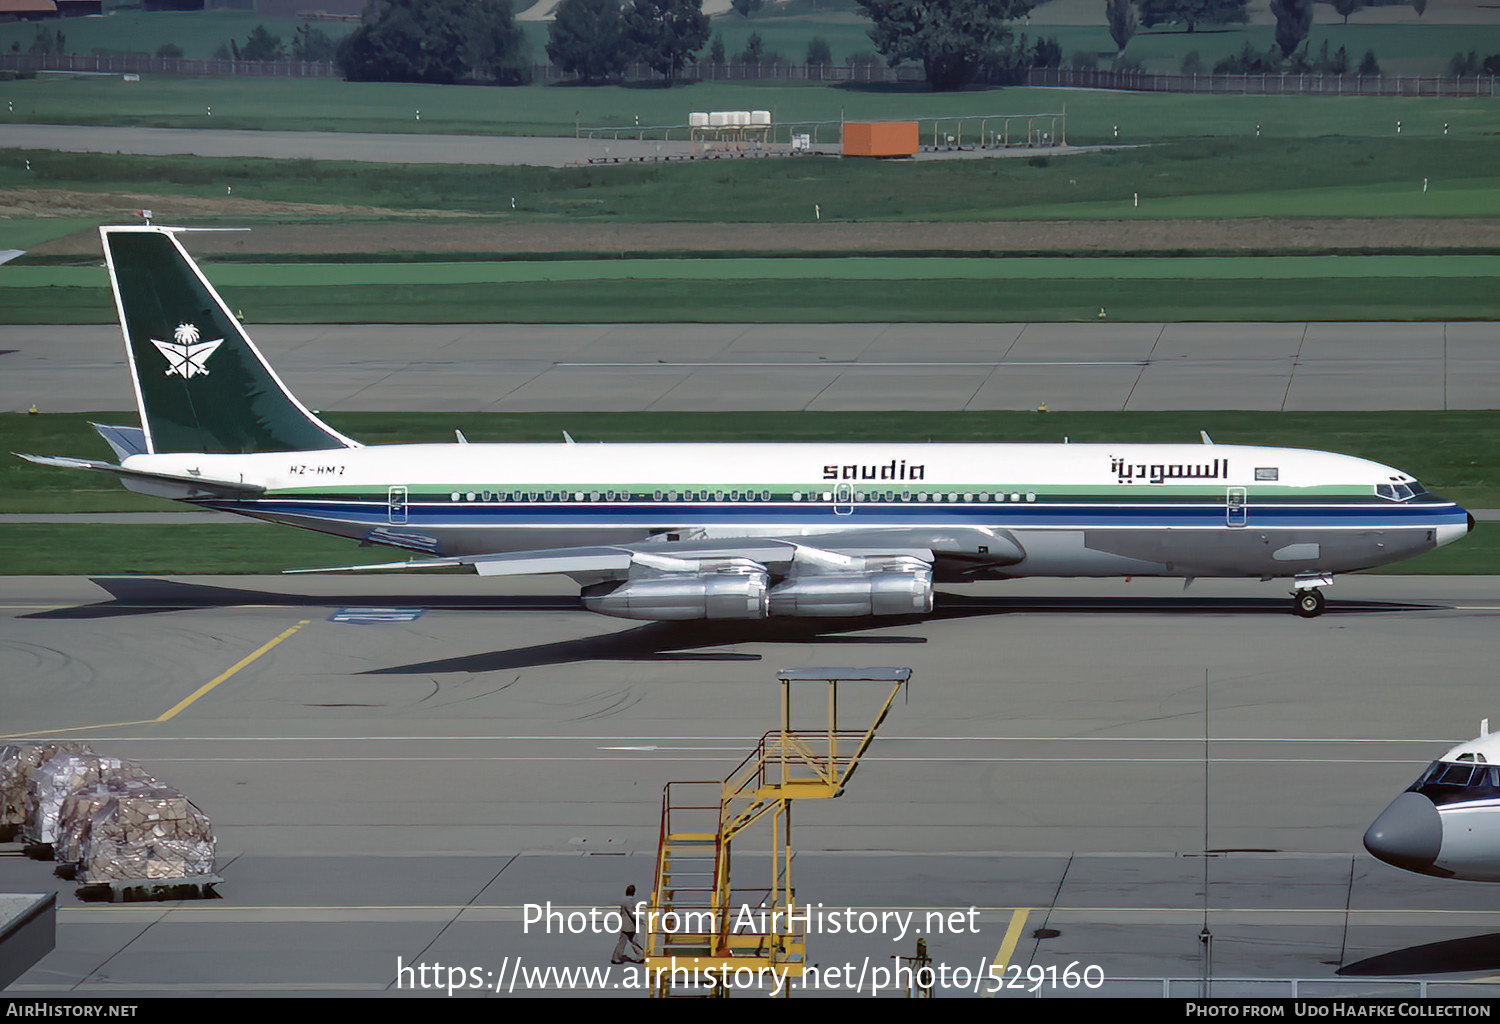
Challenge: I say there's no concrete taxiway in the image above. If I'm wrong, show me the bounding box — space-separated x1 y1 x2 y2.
0 124 707 168
5 573 1500 996
0 125 1111 169
5 321 1498 414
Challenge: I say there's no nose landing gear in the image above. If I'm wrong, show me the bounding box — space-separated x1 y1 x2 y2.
1294 588 1325 618
1291 573 1334 618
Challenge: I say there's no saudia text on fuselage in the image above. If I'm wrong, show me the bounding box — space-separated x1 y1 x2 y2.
1111 457 1229 485
822 460 926 481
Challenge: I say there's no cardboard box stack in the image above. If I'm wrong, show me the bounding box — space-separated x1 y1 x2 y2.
0 743 94 839
77 790 216 883
25 755 153 846
55 777 177 867
4 741 217 892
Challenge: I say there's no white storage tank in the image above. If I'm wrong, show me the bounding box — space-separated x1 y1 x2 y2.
709 111 730 127
731 110 751 126
689 112 709 128
750 110 771 126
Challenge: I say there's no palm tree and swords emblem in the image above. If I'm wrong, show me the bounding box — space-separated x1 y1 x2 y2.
150 323 224 379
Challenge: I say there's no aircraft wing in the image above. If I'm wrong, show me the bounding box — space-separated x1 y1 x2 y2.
289 526 1023 580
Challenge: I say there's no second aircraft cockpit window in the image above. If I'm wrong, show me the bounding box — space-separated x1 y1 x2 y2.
1408 760 1500 803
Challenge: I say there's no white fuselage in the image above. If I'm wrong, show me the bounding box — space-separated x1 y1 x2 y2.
119 440 1470 579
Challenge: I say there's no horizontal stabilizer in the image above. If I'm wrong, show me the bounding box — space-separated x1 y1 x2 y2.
15 453 264 499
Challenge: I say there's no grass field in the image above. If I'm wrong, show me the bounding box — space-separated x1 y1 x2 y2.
4 254 1496 324
2 7 1498 72
10 255 1499 287
0 522 399 575
6 276 1496 324
3 76 1497 140
4 136 1496 227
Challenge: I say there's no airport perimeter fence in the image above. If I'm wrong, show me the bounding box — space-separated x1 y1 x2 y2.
0 52 336 78
0 52 922 83
1029 66 1500 97
3 53 1497 97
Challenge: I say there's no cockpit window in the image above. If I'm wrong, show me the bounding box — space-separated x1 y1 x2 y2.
1376 482 1422 502
1409 760 1500 802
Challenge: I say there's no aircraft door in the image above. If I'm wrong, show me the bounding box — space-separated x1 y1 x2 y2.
388 485 409 525
1226 486 1247 527
835 482 853 516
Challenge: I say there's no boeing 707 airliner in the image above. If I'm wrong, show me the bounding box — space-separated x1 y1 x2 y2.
19 227 1474 621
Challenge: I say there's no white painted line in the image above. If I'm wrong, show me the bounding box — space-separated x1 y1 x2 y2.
49 734 1464 743
556 360 1150 368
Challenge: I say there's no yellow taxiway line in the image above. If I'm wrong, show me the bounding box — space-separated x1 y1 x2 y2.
155 620 311 723
2 618 314 739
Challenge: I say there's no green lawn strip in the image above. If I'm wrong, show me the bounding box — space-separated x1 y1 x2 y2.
0 217 100 251
0 523 395 575
1366 522 1500 575
7 410 1499 513
2 137 1497 224
4 277 1495 325
10 255 1500 288
4 75 1500 139
995 180 1500 221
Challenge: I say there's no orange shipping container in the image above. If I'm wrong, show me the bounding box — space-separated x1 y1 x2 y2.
842 121 918 158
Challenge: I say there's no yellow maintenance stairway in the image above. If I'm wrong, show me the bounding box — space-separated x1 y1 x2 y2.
645 667 910 997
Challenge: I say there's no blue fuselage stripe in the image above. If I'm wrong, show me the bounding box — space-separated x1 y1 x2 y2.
209 499 1468 530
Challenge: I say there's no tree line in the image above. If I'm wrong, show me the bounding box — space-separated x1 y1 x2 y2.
324 0 1443 92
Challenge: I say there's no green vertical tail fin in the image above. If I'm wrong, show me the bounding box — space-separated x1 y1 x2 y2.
102 226 359 455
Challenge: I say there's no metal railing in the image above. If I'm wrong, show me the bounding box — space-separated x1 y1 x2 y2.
0 52 335 77
1029 67 1500 97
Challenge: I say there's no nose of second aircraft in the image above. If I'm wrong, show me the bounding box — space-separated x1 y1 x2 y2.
1364 792 1443 874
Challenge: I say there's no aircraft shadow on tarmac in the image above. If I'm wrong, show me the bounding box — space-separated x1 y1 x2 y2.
1340 933 1500 976
23 577 1442 672
24 577 582 620
25 577 1439 621
363 617 932 674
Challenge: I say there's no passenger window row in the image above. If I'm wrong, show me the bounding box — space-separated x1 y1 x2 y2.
442 490 1043 503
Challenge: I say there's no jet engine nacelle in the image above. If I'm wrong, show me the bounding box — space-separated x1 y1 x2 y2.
768 555 934 618
582 556 769 620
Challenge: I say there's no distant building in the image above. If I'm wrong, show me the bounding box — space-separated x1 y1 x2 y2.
0 0 58 22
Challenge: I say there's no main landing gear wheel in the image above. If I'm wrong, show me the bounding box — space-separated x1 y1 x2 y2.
1294 589 1326 618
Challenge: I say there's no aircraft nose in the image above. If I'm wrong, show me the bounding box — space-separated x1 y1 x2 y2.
1364 792 1443 873
1470 512 1477 534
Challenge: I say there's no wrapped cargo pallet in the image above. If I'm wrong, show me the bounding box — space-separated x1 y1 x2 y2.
55 778 175 868
78 790 216 883
0 743 93 840
25 755 153 846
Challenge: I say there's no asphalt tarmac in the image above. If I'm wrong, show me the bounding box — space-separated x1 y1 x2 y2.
6 573 1500 997
0 124 1105 168
0 124 707 168
6 320 1498 413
